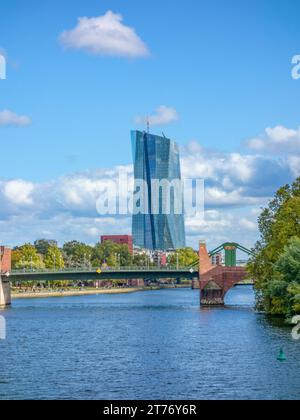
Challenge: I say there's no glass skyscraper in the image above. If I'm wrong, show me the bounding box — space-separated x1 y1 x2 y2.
131 130 186 250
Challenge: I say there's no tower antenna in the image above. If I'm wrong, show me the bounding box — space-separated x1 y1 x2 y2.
147 116 150 134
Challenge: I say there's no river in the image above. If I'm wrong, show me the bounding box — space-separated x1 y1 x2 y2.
0 286 299 400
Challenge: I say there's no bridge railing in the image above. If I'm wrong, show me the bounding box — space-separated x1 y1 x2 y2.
10 266 194 275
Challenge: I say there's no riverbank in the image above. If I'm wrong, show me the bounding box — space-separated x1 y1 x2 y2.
11 287 146 300
11 284 191 300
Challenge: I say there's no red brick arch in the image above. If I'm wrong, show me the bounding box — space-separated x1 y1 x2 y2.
199 242 247 305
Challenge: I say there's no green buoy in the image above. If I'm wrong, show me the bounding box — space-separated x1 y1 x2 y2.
277 348 286 362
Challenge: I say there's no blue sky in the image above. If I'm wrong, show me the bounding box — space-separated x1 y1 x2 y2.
0 0 300 248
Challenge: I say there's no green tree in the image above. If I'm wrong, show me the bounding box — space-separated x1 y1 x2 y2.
275 237 300 316
11 249 23 269
248 177 300 318
34 239 58 256
62 241 93 268
118 244 133 267
44 246 65 270
168 248 198 267
91 241 133 268
12 244 45 270
91 241 118 267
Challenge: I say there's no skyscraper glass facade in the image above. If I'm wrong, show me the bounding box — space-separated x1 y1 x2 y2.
131 130 186 250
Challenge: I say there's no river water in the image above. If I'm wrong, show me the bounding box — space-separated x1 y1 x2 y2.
0 286 299 400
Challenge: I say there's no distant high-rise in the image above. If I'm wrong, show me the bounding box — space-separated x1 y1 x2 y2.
131 130 186 251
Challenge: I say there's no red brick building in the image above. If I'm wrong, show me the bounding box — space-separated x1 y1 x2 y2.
101 235 133 254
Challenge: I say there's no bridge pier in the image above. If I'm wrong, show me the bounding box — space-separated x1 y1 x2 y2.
0 276 11 309
200 285 225 306
0 247 12 309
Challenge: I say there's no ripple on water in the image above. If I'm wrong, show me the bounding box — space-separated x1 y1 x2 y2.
0 287 299 400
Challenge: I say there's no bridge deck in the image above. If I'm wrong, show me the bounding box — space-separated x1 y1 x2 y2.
9 268 198 282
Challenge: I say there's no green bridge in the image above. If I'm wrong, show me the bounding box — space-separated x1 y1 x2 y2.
8 267 198 283
7 243 253 284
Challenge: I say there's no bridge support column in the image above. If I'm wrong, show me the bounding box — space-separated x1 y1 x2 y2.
200 287 224 306
0 247 12 309
0 276 11 309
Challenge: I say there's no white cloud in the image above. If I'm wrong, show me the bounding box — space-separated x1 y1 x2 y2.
247 125 300 155
182 143 255 183
135 106 179 127
59 10 149 57
205 187 261 207
246 125 300 176
180 142 294 209
3 180 34 205
186 210 232 235
185 209 259 250
0 110 31 127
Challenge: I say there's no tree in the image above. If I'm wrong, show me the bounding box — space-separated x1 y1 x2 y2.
62 241 93 268
92 241 118 267
118 244 133 267
34 239 58 256
248 177 300 318
44 246 65 270
12 244 45 270
168 248 198 267
11 249 23 269
133 253 152 267
275 237 300 316
90 241 133 268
